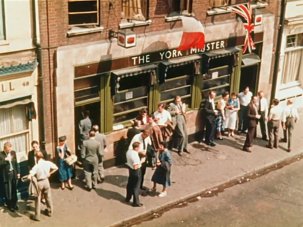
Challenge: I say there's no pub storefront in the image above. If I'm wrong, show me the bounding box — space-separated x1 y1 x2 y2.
55 14 275 166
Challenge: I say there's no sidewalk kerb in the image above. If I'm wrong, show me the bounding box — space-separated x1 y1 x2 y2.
110 152 303 227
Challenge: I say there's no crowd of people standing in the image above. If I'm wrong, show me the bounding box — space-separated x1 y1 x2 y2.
201 86 299 153
0 90 300 218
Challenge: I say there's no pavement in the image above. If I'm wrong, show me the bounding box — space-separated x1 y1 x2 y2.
1 117 303 227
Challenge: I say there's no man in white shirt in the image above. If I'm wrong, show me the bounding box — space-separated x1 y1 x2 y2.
267 99 282 149
154 103 173 141
28 152 58 221
125 142 142 207
258 91 269 140
281 99 299 152
238 86 253 133
128 129 152 190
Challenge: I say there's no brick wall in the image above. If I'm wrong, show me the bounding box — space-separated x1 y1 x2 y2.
38 0 280 157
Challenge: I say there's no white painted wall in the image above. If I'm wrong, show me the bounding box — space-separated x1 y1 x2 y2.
0 0 34 53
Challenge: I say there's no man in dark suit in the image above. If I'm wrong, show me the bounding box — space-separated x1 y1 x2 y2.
243 96 261 152
203 90 218 146
81 130 102 191
0 142 20 212
28 140 48 170
78 110 92 155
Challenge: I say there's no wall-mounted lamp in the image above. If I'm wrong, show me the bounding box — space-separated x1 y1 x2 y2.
109 29 137 48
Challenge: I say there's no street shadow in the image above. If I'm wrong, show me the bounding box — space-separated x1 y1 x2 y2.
104 175 128 188
95 188 125 204
191 143 209 151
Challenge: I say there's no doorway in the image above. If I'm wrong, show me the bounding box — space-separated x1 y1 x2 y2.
240 64 260 95
75 102 100 151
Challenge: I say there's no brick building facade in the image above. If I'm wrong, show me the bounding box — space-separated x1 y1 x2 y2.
38 0 279 166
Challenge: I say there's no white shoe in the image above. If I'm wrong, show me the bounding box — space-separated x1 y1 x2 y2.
158 191 167 197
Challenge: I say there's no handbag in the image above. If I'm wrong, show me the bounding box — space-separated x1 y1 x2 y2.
64 154 78 166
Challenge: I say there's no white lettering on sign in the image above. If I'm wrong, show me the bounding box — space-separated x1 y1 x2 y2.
131 54 151 65
131 40 226 66
159 50 183 60
205 41 225 51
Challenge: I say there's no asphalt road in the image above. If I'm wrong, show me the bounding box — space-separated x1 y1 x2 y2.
136 159 303 227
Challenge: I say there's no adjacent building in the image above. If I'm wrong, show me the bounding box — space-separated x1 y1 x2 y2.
273 0 303 107
38 0 279 166
0 0 40 165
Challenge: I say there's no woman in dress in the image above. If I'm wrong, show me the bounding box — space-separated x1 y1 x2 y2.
151 142 172 197
56 136 74 190
215 91 229 140
225 92 240 137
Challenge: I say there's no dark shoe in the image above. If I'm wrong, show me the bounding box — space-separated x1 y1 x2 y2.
125 198 130 203
30 214 40 221
262 137 268 141
208 142 216 147
68 185 74 190
279 138 287 143
14 205 19 211
287 148 291 152
8 207 15 212
132 203 143 207
98 177 105 183
44 209 52 217
266 145 273 149
177 151 182 156
183 149 190 154
60 186 65 190
87 188 92 192
274 145 278 149
243 147 252 152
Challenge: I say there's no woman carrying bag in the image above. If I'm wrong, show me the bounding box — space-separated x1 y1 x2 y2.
56 136 74 190
151 142 172 197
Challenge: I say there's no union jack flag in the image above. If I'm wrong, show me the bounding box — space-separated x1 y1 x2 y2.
231 1 256 53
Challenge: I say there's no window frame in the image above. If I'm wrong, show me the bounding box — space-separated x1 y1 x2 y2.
68 0 99 27
121 0 150 22
167 0 193 17
0 0 6 40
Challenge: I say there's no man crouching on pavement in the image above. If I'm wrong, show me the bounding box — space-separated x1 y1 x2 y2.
125 142 143 207
28 151 58 221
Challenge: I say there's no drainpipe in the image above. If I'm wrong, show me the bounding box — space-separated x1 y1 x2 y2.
271 0 286 100
32 0 45 146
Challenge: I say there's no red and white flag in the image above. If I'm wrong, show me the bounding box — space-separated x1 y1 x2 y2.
177 16 205 51
231 2 255 53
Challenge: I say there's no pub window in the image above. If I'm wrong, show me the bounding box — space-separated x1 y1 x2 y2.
282 33 303 84
167 0 193 16
68 0 99 26
0 0 5 40
200 55 233 99
160 64 194 107
113 73 150 124
121 0 149 21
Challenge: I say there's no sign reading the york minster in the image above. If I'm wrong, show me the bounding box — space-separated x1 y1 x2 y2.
131 40 226 66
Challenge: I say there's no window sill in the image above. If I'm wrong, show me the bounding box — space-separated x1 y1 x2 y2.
0 40 9 46
207 2 268 16
66 26 104 37
119 20 152 29
280 81 301 90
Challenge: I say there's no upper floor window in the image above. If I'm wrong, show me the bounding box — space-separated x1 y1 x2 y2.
121 0 149 21
286 33 303 48
0 0 5 40
167 0 193 17
68 0 99 26
210 0 265 8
